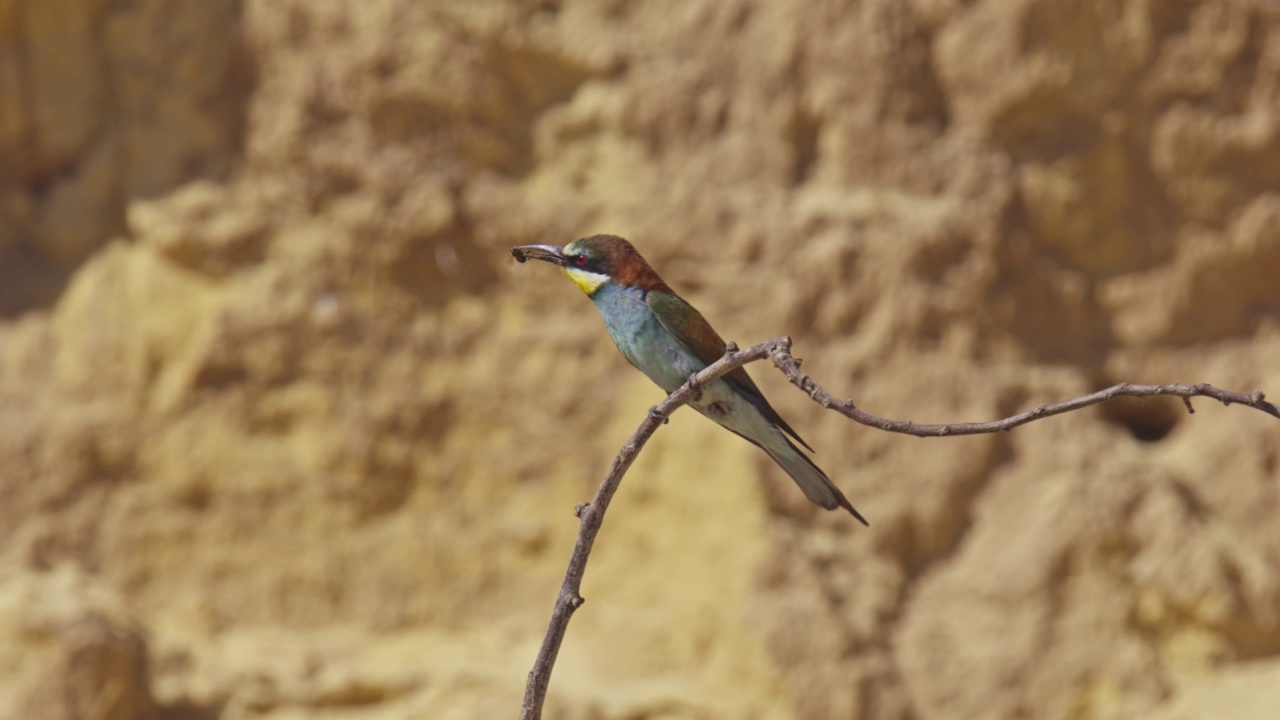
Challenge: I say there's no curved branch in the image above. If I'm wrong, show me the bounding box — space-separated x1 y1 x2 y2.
520 336 1279 718
519 339 782 720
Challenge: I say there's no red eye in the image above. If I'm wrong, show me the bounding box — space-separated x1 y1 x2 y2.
575 255 588 266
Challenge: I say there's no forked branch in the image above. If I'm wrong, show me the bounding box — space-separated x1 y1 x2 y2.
519 336 1279 719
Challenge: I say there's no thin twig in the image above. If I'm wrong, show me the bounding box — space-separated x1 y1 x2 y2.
520 337 1280 718
763 344 1280 432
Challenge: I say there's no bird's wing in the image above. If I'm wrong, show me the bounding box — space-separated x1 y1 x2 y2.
645 289 814 452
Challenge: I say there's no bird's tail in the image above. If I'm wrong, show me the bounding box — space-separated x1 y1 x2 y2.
764 438 869 526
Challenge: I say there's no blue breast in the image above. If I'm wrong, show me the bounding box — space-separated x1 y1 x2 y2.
590 283 704 392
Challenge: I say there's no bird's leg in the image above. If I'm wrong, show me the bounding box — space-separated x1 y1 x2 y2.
685 373 703 402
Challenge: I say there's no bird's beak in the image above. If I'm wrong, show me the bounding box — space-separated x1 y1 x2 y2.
511 244 567 266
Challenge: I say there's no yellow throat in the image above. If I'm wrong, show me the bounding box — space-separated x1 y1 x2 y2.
562 266 609 295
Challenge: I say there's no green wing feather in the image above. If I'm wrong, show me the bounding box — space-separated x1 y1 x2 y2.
645 290 814 452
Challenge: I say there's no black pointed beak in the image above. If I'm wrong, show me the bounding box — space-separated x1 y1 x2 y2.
511 244 567 267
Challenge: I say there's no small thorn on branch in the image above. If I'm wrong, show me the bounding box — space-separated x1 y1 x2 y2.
574 503 590 518
649 407 668 424
569 595 584 609
725 341 739 352
1251 390 1265 404
1182 397 1196 414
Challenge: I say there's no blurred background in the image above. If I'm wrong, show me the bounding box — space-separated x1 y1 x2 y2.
1 0 1279 718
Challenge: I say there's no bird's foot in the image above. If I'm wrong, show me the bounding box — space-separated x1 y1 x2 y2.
685 373 703 401
648 406 669 425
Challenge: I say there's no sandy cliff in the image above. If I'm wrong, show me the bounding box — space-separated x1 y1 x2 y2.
1 1 1279 718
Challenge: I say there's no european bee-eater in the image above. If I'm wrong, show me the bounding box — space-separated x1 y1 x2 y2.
513 234 867 524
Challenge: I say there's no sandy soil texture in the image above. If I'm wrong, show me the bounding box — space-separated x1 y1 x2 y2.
1 1 1279 718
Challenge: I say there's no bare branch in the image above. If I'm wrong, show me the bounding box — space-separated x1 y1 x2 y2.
763 343 1280 433
520 337 1280 718
519 338 787 720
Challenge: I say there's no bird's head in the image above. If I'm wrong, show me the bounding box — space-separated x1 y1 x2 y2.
512 234 669 296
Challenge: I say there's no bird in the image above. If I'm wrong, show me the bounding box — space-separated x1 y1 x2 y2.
512 234 867 525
